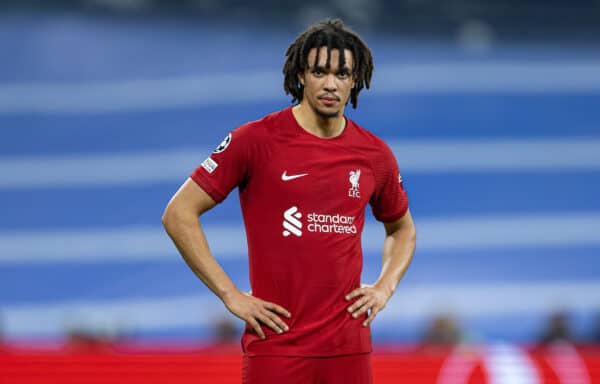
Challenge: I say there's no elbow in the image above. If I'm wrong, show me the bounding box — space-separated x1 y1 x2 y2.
409 225 417 248
399 220 417 250
387 222 416 251
161 201 179 234
407 218 417 243
162 199 201 235
161 205 171 232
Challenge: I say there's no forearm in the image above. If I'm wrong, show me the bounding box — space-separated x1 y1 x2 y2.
163 209 239 304
374 223 416 298
346 215 416 326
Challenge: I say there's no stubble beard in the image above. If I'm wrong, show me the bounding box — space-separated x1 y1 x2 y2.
315 108 339 119
309 98 341 119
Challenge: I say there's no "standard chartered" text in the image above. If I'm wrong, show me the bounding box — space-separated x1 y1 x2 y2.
306 212 357 234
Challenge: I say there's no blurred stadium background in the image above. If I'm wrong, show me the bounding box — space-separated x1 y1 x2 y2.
1 0 600 382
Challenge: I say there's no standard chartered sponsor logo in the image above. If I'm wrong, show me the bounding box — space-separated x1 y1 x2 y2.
282 206 357 237
307 212 357 234
283 206 303 237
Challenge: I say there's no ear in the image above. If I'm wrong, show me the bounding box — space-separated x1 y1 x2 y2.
298 72 305 86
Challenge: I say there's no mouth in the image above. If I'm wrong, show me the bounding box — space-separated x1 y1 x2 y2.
318 95 340 106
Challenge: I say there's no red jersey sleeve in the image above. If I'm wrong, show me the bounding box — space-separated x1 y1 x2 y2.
369 142 409 222
190 126 251 203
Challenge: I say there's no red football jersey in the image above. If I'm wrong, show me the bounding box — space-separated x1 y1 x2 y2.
191 107 408 357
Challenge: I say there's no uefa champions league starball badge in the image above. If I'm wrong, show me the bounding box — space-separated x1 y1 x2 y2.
214 133 232 153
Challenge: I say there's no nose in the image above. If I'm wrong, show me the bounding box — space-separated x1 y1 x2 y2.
323 74 337 92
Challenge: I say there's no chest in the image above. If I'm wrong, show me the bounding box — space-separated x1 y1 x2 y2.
248 139 375 213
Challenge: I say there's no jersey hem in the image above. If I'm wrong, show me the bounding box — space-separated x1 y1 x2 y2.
243 349 373 358
375 207 408 223
190 171 227 203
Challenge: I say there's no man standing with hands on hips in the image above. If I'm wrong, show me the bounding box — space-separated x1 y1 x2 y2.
163 19 416 384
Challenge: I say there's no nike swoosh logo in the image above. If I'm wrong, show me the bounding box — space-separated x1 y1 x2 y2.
281 171 308 181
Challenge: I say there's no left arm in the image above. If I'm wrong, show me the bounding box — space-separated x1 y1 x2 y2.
346 209 416 326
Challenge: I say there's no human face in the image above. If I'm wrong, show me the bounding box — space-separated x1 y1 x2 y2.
299 47 355 119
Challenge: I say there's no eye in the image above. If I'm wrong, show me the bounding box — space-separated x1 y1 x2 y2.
337 70 351 79
312 69 324 77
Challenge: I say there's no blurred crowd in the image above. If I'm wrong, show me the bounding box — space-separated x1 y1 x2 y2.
422 310 600 349
2 310 600 351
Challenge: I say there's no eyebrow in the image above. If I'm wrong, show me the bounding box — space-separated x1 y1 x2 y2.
311 65 352 73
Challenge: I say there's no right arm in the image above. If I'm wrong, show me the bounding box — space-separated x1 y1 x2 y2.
162 178 290 339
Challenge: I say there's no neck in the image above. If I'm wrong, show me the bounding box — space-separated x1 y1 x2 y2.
292 103 346 139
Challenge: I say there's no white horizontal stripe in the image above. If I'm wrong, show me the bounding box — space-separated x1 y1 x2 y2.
1 138 599 189
3 281 599 337
389 139 600 172
0 226 246 263
0 150 201 188
1 213 599 264
1 61 600 114
2 295 226 337
0 72 281 114
376 62 600 93
364 212 600 252
384 281 600 319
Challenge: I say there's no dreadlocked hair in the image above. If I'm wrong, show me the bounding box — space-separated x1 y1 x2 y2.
283 19 374 109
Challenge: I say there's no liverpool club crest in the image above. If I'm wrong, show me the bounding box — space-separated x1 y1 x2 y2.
348 169 361 198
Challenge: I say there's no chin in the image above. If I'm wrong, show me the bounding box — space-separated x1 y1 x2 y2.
314 106 340 119
317 111 339 119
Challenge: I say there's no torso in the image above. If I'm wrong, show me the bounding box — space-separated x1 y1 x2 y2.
238 108 382 356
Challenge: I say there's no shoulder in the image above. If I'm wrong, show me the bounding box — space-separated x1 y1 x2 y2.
232 108 289 141
347 117 394 155
346 118 401 180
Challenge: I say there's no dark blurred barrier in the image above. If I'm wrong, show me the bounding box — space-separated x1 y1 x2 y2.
2 0 600 39
2 343 600 383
